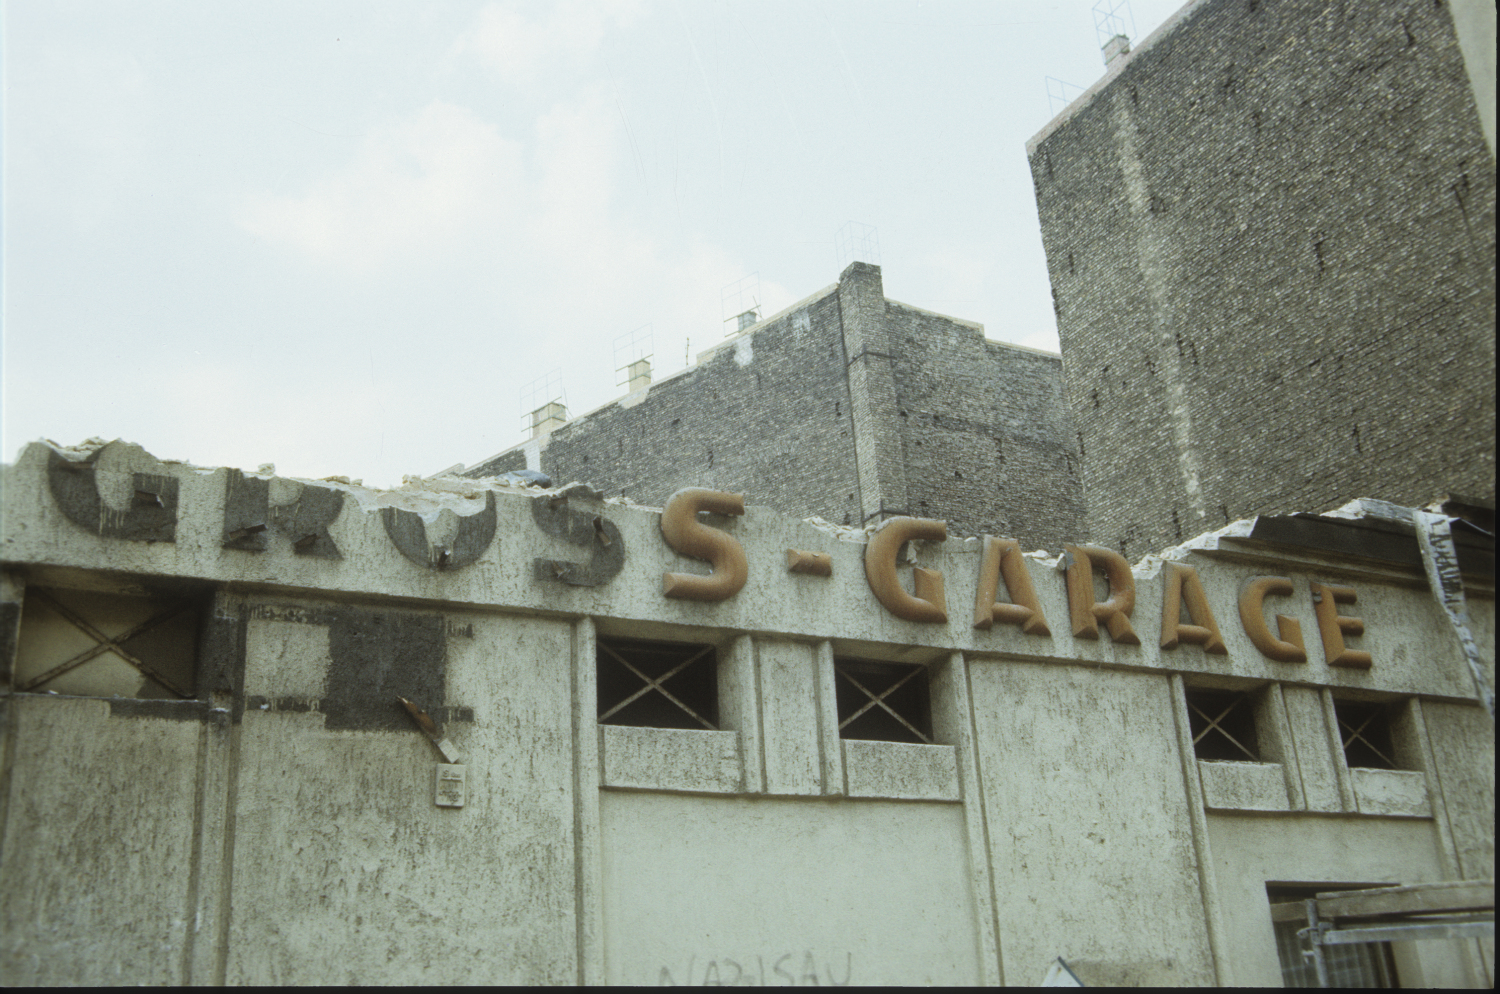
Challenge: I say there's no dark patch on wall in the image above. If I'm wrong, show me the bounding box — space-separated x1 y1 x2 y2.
324 608 446 731
382 492 497 570
530 488 624 586
244 695 474 724
197 596 248 722
221 469 270 551
270 484 345 559
108 698 213 723
0 599 19 686
47 449 178 542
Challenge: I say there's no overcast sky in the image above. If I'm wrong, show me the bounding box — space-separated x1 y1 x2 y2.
4 0 1186 486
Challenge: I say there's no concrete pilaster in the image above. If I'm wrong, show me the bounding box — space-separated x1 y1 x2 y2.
838 262 910 524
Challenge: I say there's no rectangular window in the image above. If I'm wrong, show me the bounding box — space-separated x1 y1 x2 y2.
1267 884 1398 987
1185 688 1260 761
596 636 718 730
1333 700 1399 770
833 658 933 744
14 586 200 699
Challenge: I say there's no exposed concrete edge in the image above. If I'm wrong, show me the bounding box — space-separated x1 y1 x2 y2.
982 338 1062 360
1026 0 1209 154
884 298 986 334
696 282 840 364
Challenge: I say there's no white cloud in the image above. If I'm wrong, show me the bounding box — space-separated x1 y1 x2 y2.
239 101 524 271
455 0 643 83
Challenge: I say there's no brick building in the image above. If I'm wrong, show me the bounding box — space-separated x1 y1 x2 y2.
460 263 1087 553
1029 0 1496 559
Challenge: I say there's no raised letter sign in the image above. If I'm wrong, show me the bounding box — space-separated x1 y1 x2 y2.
865 517 948 623
973 536 1049 635
1237 576 1306 662
382 493 496 571
47 444 177 543
531 486 624 586
660 489 748 601
1311 582 1371 669
1159 563 1226 653
1063 545 1140 644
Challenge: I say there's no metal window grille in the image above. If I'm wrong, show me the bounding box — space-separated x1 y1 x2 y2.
833 658 933 744
1268 886 1398 988
1186 689 1260 761
1334 701 1399 770
596 637 718 730
14 586 199 699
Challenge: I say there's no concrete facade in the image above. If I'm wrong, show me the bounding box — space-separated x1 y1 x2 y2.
1029 0 1497 559
461 263 1087 554
1 438 1493 985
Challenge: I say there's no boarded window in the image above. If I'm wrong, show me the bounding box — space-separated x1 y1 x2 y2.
596 636 718 730
1186 689 1260 761
834 658 933 744
14 586 199 699
1334 700 1399 770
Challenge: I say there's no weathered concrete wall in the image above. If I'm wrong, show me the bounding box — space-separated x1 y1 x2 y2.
464 263 1086 551
599 793 981 986
0 439 1492 985
1030 0 1497 558
969 663 1215 987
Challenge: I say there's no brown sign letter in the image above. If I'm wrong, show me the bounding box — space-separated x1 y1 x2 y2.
1311 582 1371 669
973 536 1049 636
1159 563 1226 653
865 517 948 623
660 489 748 601
1237 576 1306 662
1063 545 1140 645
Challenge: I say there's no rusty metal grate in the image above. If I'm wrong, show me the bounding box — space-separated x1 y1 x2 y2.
1187 689 1259 761
1334 701 1398 770
834 658 933 744
596 637 718 730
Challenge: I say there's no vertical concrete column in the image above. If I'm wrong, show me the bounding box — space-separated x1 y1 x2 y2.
838 262 911 524
572 617 604 985
1320 688 1358 812
813 641 845 796
1404 698 1492 986
1258 683 1306 810
183 587 247 986
929 653 1003 986
1168 673 1229 986
0 571 21 912
756 639 821 796
719 634 764 794
1280 686 1343 812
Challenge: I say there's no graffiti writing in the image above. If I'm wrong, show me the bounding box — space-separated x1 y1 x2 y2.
656 950 850 986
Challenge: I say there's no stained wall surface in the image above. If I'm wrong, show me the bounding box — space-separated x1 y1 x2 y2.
0 439 1492 986
1029 0 1498 558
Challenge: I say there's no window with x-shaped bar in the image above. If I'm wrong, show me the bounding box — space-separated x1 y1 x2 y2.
1185 689 1260 761
1333 699 1400 770
14 586 200 699
833 658 933 744
596 636 719 730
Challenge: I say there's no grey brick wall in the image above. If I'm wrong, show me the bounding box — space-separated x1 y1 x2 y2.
1030 0 1496 560
463 264 1086 552
467 284 866 527
888 305 1085 548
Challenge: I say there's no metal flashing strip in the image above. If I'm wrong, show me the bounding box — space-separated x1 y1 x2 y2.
1253 499 1495 722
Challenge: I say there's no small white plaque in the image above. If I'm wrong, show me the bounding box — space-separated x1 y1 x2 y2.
434 763 466 808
